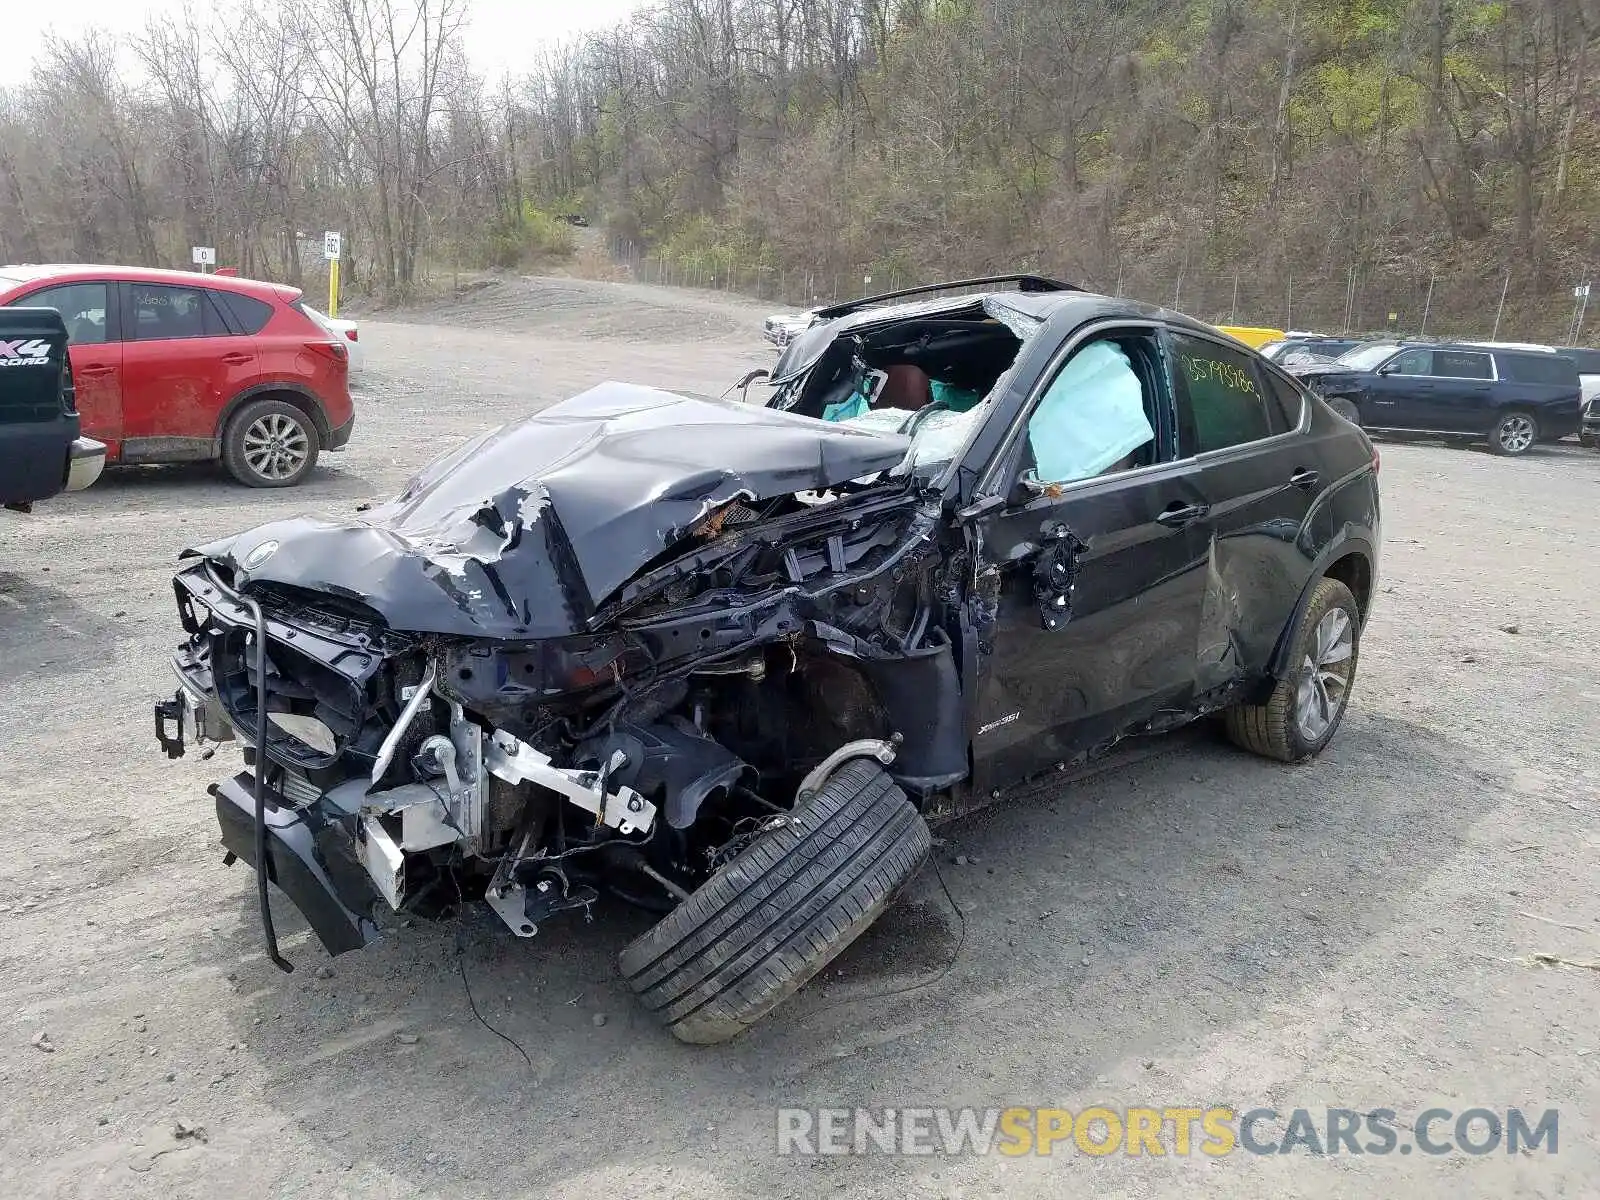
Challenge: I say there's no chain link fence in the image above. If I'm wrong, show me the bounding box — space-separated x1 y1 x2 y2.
608 237 1595 347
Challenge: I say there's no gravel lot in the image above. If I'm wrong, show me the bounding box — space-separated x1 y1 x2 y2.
2 277 1597 1198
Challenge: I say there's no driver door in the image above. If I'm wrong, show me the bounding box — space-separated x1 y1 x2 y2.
1364 347 1437 429
969 326 1211 793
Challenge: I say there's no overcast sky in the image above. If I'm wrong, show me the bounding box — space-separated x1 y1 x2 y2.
2 0 647 86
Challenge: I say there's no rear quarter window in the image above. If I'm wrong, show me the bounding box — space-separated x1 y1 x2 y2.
1261 367 1306 428
213 290 275 335
1498 353 1578 387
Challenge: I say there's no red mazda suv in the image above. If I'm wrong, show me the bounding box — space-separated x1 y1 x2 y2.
0 265 354 487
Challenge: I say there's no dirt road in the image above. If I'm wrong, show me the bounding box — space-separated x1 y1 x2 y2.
2 277 1596 1198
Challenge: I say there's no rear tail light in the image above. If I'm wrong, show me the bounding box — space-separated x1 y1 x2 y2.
344 329 358 343
309 339 347 365
1371 444 1380 473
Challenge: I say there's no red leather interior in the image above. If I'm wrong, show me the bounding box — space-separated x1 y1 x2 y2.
878 364 933 410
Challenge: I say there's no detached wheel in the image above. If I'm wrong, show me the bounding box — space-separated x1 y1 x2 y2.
1225 577 1360 763
619 759 931 1044
223 399 320 487
1489 410 1537 456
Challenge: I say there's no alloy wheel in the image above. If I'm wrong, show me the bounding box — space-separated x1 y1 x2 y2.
242 412 311 481
1294 608 1354 742
1498 414 1535 454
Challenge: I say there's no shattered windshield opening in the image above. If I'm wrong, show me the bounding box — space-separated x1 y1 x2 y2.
765 296 1045 480
1337 342 1400 370
833 365 1019 478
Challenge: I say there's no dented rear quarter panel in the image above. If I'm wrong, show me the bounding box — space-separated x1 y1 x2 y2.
1190 392 1378 687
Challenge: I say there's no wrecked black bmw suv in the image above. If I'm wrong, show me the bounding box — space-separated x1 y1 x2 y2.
154 276 1380 1043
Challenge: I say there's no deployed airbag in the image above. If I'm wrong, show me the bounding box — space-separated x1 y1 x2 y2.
1027 341 1153 484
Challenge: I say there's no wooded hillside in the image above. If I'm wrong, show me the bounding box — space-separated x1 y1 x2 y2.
2 0 1596 338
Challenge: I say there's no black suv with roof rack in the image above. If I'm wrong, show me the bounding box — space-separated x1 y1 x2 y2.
1285 340 1581 455
1 307 105 511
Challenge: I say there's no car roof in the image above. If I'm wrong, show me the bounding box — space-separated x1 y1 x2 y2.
0 263 299 303
770 287 1211 382
1461 340 1557 353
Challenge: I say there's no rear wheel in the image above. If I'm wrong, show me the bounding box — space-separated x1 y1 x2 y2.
223 399 320 487
619 759 931 1044
1488 410 1537 456
1225 577 1360 763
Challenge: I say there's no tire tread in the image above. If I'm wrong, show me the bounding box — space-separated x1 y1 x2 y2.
1224 576 1359 763
619 759 930 1044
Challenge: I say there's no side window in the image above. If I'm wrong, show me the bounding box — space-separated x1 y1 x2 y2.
1170 332 1275 454
1263 368 1306 429
213 290 274 334
127 284 226 341
1387 348 1433 376
1432 350 1492 380
19 283 110 345
1498 353 1571 386
1023 335 1161 486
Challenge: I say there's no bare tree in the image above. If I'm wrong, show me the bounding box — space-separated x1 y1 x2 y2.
0 0 1596 334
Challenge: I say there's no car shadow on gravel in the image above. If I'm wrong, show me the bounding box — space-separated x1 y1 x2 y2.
203 702 1492 1194
84 461 382 502
0 570 107 681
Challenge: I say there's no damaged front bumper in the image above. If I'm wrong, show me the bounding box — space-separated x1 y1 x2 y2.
158 689 661 956
212 771 382 956
154 562 661 958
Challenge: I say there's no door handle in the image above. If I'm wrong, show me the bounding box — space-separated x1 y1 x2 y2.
1156 502 1209 527
1290 468 1320 489
77 364 115 376
220 352 253 365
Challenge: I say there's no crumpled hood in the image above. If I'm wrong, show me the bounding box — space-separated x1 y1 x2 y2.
1287 363 1359 382
189 382 910 638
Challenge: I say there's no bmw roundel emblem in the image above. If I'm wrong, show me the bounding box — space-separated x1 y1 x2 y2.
242 539 279 571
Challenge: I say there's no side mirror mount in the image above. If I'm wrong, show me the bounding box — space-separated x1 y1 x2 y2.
1014 469 1066 504
954 493 1005 526
1031 523 1085 632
